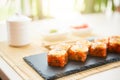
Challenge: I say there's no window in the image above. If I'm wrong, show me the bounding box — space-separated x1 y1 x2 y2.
0 0 117 21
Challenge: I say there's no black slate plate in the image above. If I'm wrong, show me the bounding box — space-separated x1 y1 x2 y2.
23 53 120 80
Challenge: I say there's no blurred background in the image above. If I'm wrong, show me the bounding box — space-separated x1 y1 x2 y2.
0 0 120 21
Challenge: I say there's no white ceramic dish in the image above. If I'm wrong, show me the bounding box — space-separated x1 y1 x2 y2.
70 24 92 36
41 28 68 41
71 27 92 36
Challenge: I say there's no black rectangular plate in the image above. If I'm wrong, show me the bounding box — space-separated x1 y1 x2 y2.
23 53 120 80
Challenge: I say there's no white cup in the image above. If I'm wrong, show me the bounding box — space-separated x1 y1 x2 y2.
7 14 31 47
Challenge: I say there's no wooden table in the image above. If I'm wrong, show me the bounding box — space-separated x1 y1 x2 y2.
0 13 120 80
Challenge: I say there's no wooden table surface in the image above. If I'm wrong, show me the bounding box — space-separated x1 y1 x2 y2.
0 13 120 80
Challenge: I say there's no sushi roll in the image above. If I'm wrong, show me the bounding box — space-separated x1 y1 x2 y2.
47 49 68 67
67 44 88 62
76 39 92 48
108 36 120 53
50 42 71 51
94 37 108 44
89 42 107 58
